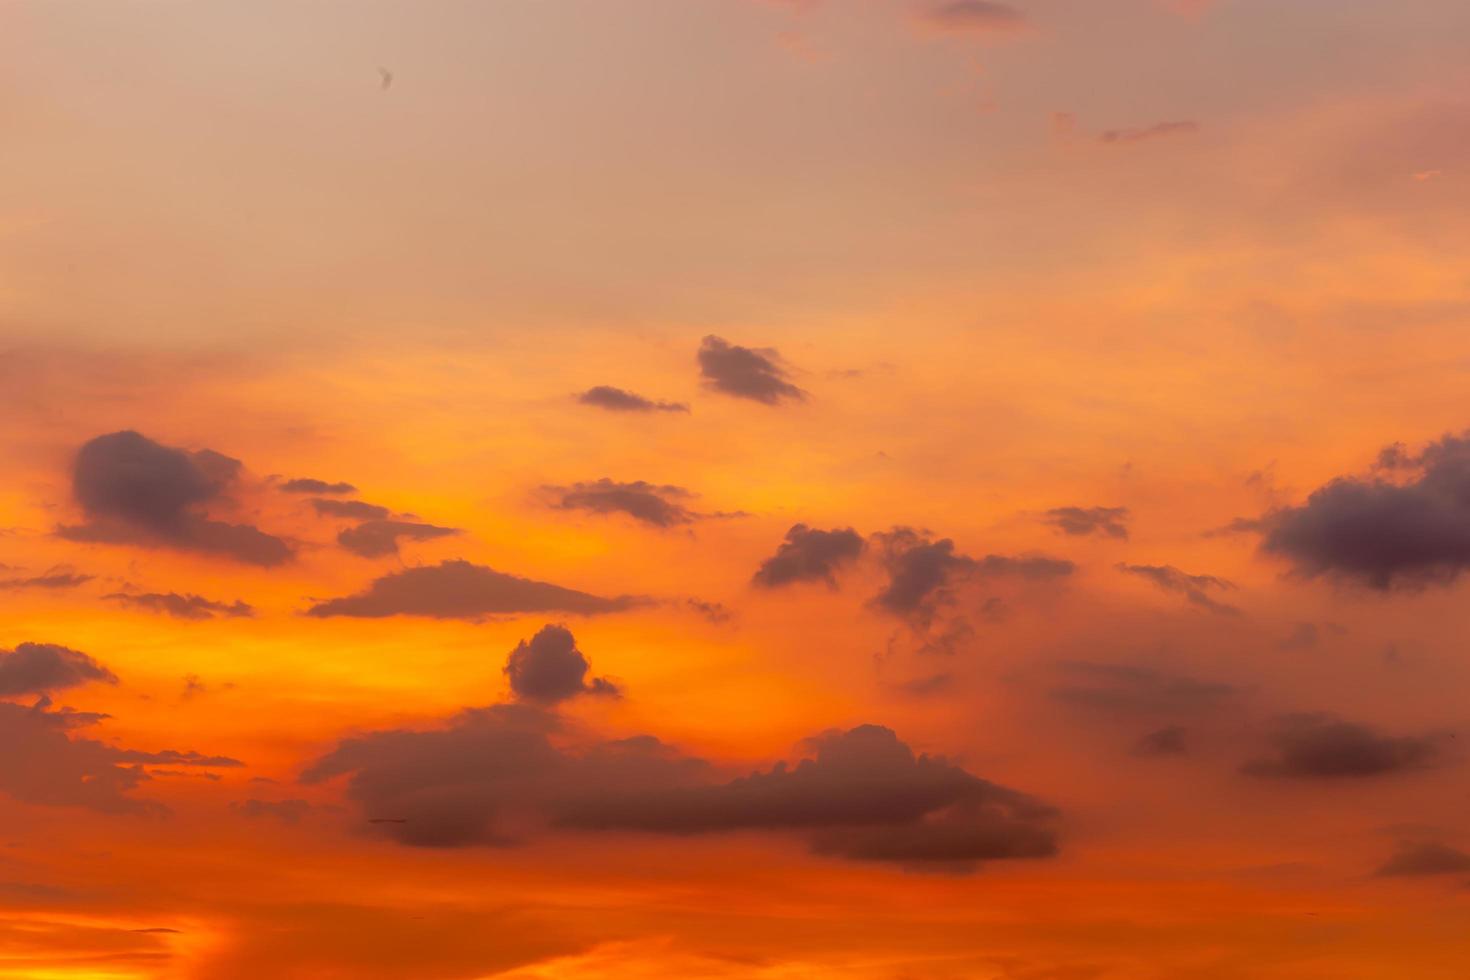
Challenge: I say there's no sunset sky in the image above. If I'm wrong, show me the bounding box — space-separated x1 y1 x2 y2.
5 1 1470 977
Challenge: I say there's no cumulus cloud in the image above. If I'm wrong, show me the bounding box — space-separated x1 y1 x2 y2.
1374 841 1470 877
305 711 1057 871
305 560 637 620
503 625 619 704
1257 432 1470 589
871 528 1073 621
916 1 1028 34
697 336 806 405
280 478 356 495
59 431 291 566
1101 121 1199 144
1050 662 1236 716
544 480 699 528
1242 714 1446 779
338 520 460 559
1117 563 1240 616
751 524 864 588
577 386 688 414
311 499 391 521
0 700 239 813
0 643 117 697
1043 506 1129 540
104 592 254 621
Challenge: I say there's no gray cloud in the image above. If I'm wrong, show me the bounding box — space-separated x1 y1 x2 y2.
280 478 356 495
752 524 864 588
305 560 637 620
337 520 460 559
0 643 118 698
545 479 698 528
697 336 806 405
104 592 254 621
1257 432 1470 590
1374 841 1470 877
872 528 1073 621
305 711 1057 872
311 499 391 521
0 571 94 591
504 625 620 705
1044 506 1129 540
59 431 291 566
577 386 688 414
1243 714 1446 779
1117 563 1240 616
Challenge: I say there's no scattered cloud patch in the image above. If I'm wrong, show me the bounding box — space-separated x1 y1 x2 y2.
1117 563 1240 616
104 592 253 621
280 478 356 495
311 499 391 521
504 625 620 705
697 336 806 405
0 643 117 698
545 480 699 528
752 524 864 588
577 386 688 414
337 520 459 559
1243 714 1446 779
1044 506 1129 540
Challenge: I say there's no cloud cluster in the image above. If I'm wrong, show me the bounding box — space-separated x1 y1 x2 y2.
1258 432 1470 589
752 524 864 588
545 479 699 528
0 643 117 697
59 431 291 566
577 386 688 414
305 711 1057 872
697 336 806 405
504 625 619 704
305 560 636 620
1044 506 1129 540
338 520 459 559
872 528 1072 621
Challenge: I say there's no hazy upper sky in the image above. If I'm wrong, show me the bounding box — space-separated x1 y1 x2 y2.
4 1 1470 978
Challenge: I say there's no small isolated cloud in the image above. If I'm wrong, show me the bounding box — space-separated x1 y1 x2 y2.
697 336 806 405
545 480 699 528
1101 121 1199 144
0 643 118 698
1242 714 1446 779
1044 506 1129 540
338 520 459 559
306 713 1057 872
1050 662 1236 716
1256 432 1470 590
305 560 637 620
0 570 94 591
311 499 391 521
916 1 1029 35
577 386 688 414
504 625 619 705
752 524 864 588
104 592 254 621
1117 563 1240 616
280 478 356 495
1374 841 1470 877
1133 725 1188 757
232 799 312 824
0 700 239 814
872 527 1073 622
58 431 291 566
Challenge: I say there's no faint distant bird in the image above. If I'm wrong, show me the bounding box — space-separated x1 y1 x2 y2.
378 67 394 92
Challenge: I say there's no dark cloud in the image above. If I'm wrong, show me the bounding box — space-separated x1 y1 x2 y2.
1101 121 1200 144
683 598 734 624
311 499 391 521
0 643 117 698
1374 841 1470 877
503 625 620 705
1242 714 1446 779
232 799 312 824
1133 725 1188 757
0 571 94 591
104 592 254 621
577 386 688 414
752 524 864 588
305 560 636 620
1116 563 1240 616
280 478 357 495
872 528 1073 621
0 700 239 814
1050 662 1236 716
917 0 1028 34
545 479 698 528
60 431 291 566
697 336 806 405
1257 432 1470 589
1044 506 1129 540
337 520 460 559
306 712 1057 872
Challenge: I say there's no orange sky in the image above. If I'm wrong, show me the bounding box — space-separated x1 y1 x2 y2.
4 1 1470 977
